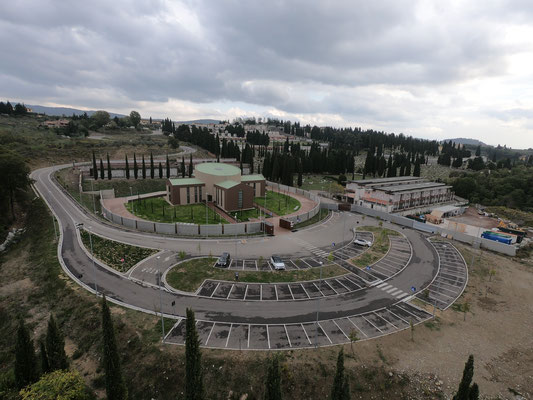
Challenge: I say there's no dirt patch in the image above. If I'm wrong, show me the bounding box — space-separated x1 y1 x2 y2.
448 206 499 229
0 277 34 297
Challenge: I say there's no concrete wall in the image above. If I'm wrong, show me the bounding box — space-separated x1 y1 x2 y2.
223 223 246 235
247 222 263 233
176 224 199 236
99 189 115 199
112 213 122 225
155 222 176 235
199 224 223 236
137 220 155 232
122 217 137 229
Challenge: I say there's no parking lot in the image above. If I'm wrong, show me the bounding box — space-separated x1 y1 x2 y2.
416 240 468 309
163 301 432 350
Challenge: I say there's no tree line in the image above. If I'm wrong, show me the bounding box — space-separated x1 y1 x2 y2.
0 101 28 116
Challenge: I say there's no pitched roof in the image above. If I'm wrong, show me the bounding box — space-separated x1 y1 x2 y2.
168 178 204 186
241 174 265 182
215 180 240 189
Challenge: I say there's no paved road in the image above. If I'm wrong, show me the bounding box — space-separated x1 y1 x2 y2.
31 165 442 329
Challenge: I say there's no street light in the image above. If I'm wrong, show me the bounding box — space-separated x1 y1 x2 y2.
157 256 165 341
315 260 323 348
75 223 98 296
129 187 134 213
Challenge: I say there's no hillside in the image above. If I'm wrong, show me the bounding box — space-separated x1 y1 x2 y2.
27 104 125 118
443 138 486 146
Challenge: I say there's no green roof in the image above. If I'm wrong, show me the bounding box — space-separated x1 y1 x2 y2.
168 178 204 186
215 180 240 189
195 162 240 176
241 174 265 182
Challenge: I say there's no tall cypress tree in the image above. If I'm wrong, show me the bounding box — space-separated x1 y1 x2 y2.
92 151 98 180
158 162 163 179
99 158 104 180
297 158 303 187
125 155 130 179
107 153 112 180
185 308 203 400
181 157 186 178
166 154 170 178
189 154 193 178
133 153 138 179
413 160 421 177
264 355 282 400
45 314 68 371
15 319 39 389
40 340 50 374
331 349 350 400
150 152 155 179
142 155 146 179
101 296 128 400
453 355 477 400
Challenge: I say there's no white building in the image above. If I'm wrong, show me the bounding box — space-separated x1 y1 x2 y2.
346 176 455 213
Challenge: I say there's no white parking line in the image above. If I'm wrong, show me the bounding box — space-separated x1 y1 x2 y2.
284 325 292 348
274 285 278 301
260 284 263 301
346 317 367 337
247 324 251 348
205 323 216 346
395 304 422 321
300 283 310 298
313 282 326 297
332 320 350 340
287 284 295 300
317 322 332 344
387 309 410 325
225 324 233 348
210 282 220 297
227 284 235 299
266 325 271 349
361 315 383 333
301 324 312 345
334 279 350 291
375 312 399 329
244 285 249 299
322 280 338 294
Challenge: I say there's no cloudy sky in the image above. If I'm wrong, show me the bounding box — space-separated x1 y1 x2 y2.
1 1 533 148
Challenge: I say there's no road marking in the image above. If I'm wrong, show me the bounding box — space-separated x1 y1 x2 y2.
388 309 410 325
318 322 332 344
244 284 249 300
322 280 338 294
347 317 367 338
210 282 220 297
274 285 278 301
284 325 292 348
377 282 388 288
227 284 234 299
302 324 312 345
313 282 326 297
260 284 263 301
375 312 399 329
300 283 310 299
225 324 233 348
287 284 295 300
380 284 393 291
247 324 251 348
396 292 408 299
395 304 422 321
390 289 403 296
266 325 271 349
334 278 350 291
205 322 216 346
362 315 383 333
386 287 398 294
332 319 350 340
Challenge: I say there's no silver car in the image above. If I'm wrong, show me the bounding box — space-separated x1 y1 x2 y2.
270 255 286 270
353 239 372 247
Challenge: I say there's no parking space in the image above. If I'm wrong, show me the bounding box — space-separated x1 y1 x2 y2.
417 240 468 310
164 302 432 350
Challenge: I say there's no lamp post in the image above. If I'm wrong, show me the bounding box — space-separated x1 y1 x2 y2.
157 256 165 341
129 187 134 213
315 260 323 348
76 223 98 296
90 180 96 214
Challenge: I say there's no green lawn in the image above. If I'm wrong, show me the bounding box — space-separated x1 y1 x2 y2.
80 230 157 273
55 168 102 215
233 207 263 222
350 226 399 268
82 178 167 198
125 196 228 224
254 190 301 216
165 258 348 292
298 174 362 191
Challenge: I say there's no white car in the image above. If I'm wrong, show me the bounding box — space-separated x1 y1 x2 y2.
270 255 286 270
354 238 372 247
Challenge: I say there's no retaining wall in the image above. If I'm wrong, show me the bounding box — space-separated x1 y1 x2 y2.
155 222 176 235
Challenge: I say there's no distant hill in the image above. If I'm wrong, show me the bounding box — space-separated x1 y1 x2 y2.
27 104 125 119
442 138 486 146
175 119 222 124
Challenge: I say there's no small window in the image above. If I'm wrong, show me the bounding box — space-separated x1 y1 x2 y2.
238 190 243 209
194 186 198 203
186 187 190 204
199 186 203 202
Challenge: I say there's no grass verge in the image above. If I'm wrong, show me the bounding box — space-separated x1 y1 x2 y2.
82 178 167 198
293 210 330 229
165 258 348 292
350 226 399 268
125 196 228 224
79 230 157 273
254 190 301 216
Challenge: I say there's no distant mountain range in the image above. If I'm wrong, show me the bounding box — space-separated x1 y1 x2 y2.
175 119 222 124
442 138 486 146
27 104 125 119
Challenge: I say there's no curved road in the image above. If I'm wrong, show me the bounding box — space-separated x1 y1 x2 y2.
31 165 440 327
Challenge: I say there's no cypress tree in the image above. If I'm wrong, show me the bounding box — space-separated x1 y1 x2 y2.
92 151 98 180
107 153 112 180
125 155 130 179
405 160 411 176
101 296 128 400
15 319 39 389
468 383 479 400
45 314 68 371
150 152 155 179
40 340 50 374
142 155 146 179
189 154 193 177
133 153 138 179
158 162 163 179
181 157 186 178
453 355 476 400
99 158 105 180
413 160 421 177
331 349 350 400
185 308 203 400
297 158 303 187
166 154 170 178
264 355 282 400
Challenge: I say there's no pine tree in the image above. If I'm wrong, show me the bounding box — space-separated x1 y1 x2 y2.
181 157 186 178
142 155 146 179
331 349 350 400
264 355 282 400
15 319 39 389
185 308 203 400
405 161 411 176
40 340 50 375
166 154 170 178
107 153 112 180
297 158 303 187
158 162 163 179
189 154 193 178
92 151 98 180
45 315 68 371
125 155 130 179
99 158 105 180
413 160 421 177
101 296 128 400
133 153 138 179
453 355 476 400
150 152 155 179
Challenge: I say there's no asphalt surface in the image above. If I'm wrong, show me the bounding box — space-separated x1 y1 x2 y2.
30 164 466 348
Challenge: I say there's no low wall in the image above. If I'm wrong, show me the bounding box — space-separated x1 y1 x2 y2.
155 222 176 235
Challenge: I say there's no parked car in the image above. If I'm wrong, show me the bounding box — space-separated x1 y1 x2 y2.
270 255 286 270
353 238 372 247
216 252 231 267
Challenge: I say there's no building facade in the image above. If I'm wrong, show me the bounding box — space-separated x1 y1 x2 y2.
345 176 455 213
166 162 265 212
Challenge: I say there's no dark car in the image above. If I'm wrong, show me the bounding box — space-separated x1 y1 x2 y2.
216 252 231 268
